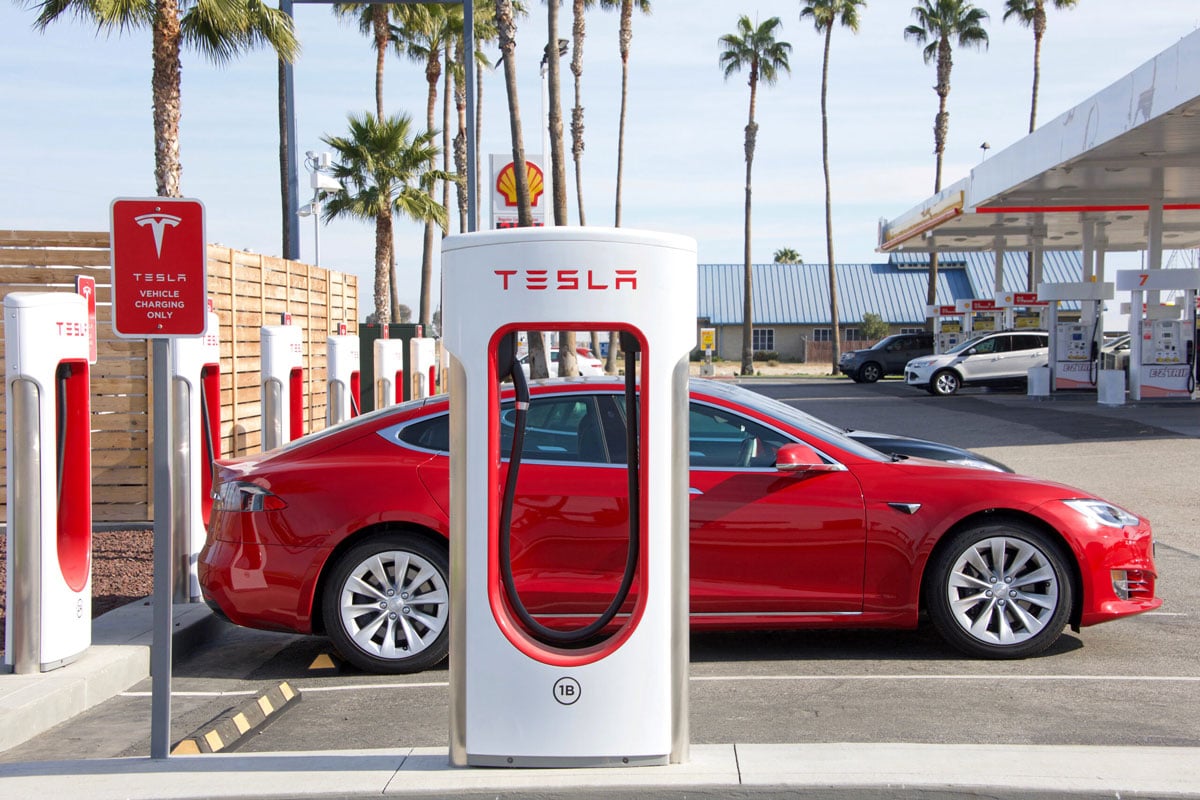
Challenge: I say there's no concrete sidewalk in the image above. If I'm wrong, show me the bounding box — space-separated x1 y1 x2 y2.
0 742 1197 799
0 599 219 752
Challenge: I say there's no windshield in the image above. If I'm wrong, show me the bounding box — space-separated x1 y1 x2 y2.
943 333 993 356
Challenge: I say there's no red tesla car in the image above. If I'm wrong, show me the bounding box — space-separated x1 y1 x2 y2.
199 379 1160 674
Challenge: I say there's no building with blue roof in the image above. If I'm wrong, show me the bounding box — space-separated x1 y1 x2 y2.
697 251 1083 361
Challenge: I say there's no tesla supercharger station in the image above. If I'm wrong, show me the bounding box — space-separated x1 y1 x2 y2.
1039 281 1114 392
409 336 437 399
168 308 221 601
443 227 695 768
373 338 406 408
261 323 304 450
4 292 92 673
327 334 360 425
1118 268 1200 400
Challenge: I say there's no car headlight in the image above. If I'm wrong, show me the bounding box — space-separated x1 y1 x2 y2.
1061 498 1140 528
213 480 287 512
907 359 931 369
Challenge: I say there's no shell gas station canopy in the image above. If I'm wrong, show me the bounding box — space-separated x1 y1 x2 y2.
878 28 1200 261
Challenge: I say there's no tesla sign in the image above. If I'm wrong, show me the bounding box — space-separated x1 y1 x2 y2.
110 197 207 337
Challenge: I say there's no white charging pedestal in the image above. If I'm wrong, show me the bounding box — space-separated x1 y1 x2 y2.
4 292 93 673
327 334 361 425
443 227 696 768
373 339 406 409
409 337 437 399
261 324 304 450
169 309 221 601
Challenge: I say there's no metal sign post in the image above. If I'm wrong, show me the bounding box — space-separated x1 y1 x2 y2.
110 197 208 760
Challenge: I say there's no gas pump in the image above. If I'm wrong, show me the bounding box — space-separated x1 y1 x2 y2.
1038 281 1112 392
4 292 92 673
927 304 963 353
260 321 304 450
373 338 406 409
1117 269 1199 400
409 337 437 399
442 227 695 768
168 307 221 601
326 333 360 425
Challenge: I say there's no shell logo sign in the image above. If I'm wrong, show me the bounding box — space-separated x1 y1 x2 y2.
496 161 545 207
490 154 546 228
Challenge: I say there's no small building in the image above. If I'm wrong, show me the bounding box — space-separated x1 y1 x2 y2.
697 251 1083 362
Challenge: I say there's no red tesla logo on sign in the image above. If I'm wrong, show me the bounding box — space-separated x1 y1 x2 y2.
110 197 207 337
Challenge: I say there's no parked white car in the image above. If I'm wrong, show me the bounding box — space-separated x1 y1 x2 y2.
520 346 606 378
905 331 1049 396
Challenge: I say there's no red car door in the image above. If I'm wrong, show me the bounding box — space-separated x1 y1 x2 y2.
686 401 867 614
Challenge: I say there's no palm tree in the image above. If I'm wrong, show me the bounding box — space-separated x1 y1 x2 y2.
321 112 449 327
800 0 866 375
905 0 989 308
773 247 803 264
603 0 649 374
396 5 454 328
25 0 299 198
1003 0 1078 134
569 0 597 225
720 15 792 377
544 0 578 377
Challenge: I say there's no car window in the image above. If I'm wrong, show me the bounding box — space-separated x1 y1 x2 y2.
968 337 998 355
1013 334 1047 351
396 414 450 453
688 403 793 469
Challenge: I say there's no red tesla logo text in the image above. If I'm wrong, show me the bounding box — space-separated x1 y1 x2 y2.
493 269 638 291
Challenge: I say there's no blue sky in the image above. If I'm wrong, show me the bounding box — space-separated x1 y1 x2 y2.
2 1 1198 318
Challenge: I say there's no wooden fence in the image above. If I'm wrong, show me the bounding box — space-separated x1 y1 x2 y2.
1 230 358 525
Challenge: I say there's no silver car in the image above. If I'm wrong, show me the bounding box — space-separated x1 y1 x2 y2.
905 331 1049 396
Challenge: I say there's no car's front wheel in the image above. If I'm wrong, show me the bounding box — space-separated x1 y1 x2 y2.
926 522 1073 659
931 369 962 396
858 362 883 383
322 533 450 674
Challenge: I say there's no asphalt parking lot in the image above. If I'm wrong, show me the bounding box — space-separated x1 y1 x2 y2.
2 377 1197 772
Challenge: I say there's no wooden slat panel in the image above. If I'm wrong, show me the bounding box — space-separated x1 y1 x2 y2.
0 250 111 268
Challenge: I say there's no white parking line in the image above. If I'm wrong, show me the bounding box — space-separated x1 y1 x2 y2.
122 673 1200 699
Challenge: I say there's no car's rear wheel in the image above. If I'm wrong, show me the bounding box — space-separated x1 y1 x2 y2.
931 369 962 396
926 522 1072 659
322 534 450 674
859 362 883 383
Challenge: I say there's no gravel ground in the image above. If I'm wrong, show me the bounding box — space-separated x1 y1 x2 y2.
0 529 154 659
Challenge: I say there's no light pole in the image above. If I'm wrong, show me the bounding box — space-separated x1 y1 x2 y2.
299 150 341 267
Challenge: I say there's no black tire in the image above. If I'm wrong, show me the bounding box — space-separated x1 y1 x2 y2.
322 533 450 674
931 369 962 396
849 372 866 383
858 362 883 383
925 521 1073 659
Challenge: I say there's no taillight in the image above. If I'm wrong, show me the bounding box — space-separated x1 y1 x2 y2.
212 480 287 512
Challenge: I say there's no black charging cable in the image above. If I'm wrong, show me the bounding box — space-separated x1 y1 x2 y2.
497 333 641 647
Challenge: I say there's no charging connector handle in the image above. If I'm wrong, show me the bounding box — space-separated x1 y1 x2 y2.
497 335 641 647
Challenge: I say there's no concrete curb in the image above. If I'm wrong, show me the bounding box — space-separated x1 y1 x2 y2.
171 681 300 755
0 599 219 753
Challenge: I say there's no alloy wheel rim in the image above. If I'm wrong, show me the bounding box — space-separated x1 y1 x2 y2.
338 550 448 660
945 535 1059 646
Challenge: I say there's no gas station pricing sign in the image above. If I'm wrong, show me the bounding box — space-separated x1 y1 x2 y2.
110 197 207 338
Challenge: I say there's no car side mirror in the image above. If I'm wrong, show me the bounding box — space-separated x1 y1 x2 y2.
775 443 841 474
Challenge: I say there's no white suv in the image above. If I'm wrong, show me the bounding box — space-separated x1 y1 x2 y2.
905 331 1049 396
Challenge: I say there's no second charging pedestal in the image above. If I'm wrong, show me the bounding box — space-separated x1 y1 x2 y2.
442 227 696 768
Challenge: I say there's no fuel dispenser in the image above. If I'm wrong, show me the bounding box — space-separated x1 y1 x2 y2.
168 307 221 601
442 227 695 768
373 338 406 409
1038 281 1113 392
409 336 437 399
4 292 92 673
261 322 304 450
927 304 964 353
1117 269 1199 400
326 333 360 425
